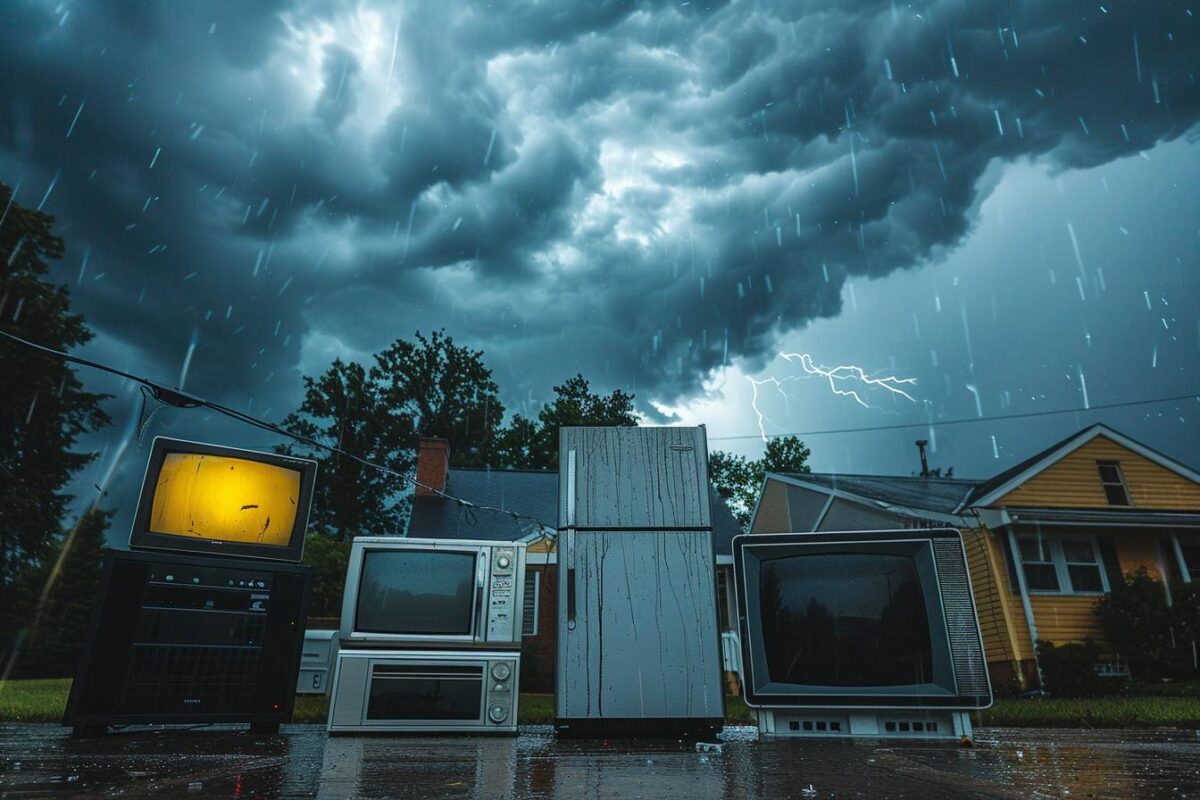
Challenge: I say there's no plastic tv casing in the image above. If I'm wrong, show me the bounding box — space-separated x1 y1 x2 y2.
733 528 993 740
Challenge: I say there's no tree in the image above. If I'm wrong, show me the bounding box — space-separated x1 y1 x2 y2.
279 359 410 540
494 374 638 470
0 181 110 590
279 330 506 539
709 435 812 529
372 330 504 467
11 507 111 678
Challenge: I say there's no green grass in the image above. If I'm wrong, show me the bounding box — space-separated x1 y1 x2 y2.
975 696 1200 728
8 680 1196 729
0 680 752 726
0 678 70 722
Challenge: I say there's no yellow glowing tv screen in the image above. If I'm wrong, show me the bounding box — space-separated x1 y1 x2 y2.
131 438 317 561
149 453 301 546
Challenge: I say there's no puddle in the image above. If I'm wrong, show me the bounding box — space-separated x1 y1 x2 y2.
2 724 1198 798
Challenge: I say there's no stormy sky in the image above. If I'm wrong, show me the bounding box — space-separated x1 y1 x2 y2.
1 0 1198 530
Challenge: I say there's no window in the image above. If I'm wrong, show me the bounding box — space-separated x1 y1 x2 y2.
1061 540 1105 592
1178 536 1200 583
1096 461 1131 506
1018 536 1060 592
1016 535 1109 594
522 570 540 637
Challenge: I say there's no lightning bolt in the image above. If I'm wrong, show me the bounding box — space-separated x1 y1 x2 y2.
746 352 918 441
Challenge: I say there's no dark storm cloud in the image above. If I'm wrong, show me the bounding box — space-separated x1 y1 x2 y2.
0 0 1196 425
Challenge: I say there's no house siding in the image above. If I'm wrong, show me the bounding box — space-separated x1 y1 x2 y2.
962 528 1033 665
750 479 793 533
996 436 1200 509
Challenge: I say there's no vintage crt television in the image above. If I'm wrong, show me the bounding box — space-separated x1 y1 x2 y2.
338 537 526 648
733 528 992 739
64 549 312 735
129 437 318 562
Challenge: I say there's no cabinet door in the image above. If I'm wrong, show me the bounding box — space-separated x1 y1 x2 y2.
559 427 711 530
556 531 723 720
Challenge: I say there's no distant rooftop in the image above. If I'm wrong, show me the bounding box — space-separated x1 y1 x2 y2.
408 467 744 555
780 472 980 515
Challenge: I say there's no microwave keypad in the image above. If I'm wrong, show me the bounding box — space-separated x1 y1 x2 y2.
486 548 519 641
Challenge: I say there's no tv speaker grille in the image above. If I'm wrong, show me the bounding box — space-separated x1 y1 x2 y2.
933 539 991 701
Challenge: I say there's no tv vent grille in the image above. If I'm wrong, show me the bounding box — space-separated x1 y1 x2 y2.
933 539 991 701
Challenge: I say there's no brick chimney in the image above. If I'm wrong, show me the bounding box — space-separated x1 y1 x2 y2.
415 437 450 496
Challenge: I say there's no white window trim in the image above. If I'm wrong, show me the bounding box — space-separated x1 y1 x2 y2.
522 570 540 637
1017 534 1110 596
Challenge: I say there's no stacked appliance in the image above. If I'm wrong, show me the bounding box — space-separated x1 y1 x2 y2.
327 537 527 734
64 437 318 736
555 426 725 738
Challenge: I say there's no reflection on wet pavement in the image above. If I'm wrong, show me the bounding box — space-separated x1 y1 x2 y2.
3 724 1199 799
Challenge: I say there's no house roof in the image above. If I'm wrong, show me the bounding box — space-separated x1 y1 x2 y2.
963 423 1200 509
408 467 745 556
765 423 1200 519
780 472 981 516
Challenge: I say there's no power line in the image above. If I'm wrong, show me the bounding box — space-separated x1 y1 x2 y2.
708 392 1200 442
0 328 556 533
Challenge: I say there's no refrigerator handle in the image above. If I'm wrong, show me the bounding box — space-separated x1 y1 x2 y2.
565 449 577 630
566 529 576 630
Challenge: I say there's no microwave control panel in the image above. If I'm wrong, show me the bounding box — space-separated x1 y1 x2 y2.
486 546 520 642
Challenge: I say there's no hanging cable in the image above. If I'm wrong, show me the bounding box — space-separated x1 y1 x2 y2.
0 328 556 532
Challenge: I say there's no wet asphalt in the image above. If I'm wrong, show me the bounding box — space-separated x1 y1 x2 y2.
2 723 1199 799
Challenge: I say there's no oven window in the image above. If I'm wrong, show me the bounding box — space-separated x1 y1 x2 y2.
367 664 483 721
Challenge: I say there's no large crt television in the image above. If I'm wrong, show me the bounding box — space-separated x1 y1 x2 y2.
339 537 526 648
733 529 991 739
129 437 317 562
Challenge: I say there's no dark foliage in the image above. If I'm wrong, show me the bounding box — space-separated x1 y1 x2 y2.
1095 567 1196 681
0 181 110 589
1036 639 1109 698
301 532 352 620
279 330 504 539
492 374 637 470
9 507 111 678
709 435 812 529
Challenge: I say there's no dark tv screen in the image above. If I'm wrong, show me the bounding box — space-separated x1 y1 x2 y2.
355 551 477 635
759 553 933 687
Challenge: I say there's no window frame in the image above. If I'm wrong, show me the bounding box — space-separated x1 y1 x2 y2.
1096 460 1132 507
522 569 540 637
1016 533 1110 596
1174 533 1200 584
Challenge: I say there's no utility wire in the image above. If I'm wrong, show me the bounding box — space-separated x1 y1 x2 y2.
0 328 556 533
708 392 1200 442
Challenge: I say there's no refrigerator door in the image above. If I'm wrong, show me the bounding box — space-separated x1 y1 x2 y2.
556 531 724 733
559 427 711 530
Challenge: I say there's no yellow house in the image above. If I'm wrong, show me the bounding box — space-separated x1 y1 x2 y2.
748 424 1200 690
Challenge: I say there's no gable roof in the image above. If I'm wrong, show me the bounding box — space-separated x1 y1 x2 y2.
408 467 745 556
759 424 1200 520
964 423 1200 509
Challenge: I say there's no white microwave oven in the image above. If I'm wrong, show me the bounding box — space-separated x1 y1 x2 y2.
339 537 527 648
